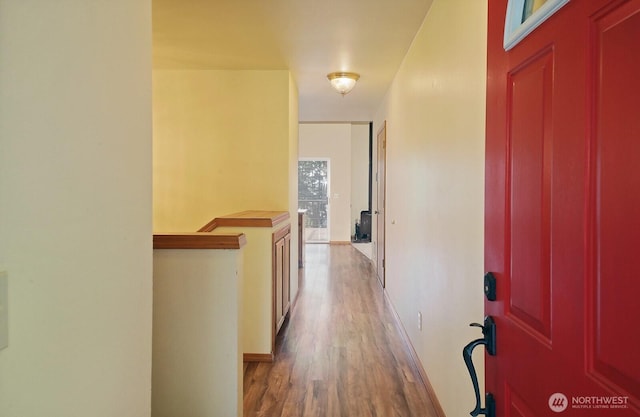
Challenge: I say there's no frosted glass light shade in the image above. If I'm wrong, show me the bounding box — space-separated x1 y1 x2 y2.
327 72 360 95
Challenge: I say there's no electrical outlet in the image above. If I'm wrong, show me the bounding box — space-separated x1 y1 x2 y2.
417 311 422 331
0 271 7 350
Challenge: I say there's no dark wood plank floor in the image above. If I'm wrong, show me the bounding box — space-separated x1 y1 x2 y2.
243 244 440 417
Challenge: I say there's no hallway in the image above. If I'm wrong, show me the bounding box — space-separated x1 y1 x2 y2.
243 244 440 417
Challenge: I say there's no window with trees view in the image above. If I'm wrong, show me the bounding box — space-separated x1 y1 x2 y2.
298 160 329 242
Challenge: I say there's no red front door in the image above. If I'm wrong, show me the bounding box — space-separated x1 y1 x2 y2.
485 0 640 416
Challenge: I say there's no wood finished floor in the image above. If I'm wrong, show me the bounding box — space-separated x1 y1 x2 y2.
243 244 439 417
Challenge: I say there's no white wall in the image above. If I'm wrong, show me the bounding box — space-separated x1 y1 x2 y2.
373 0 487 416
351 124 370 237
0 1 153 416
299 123 353 242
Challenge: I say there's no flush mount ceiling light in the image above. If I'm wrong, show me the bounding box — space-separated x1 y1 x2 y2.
327 72 360 96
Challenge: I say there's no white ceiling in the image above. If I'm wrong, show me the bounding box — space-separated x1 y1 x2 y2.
153 0 434 122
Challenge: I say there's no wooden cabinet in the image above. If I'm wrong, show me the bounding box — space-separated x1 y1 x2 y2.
273 225 291 335
199 210 291 362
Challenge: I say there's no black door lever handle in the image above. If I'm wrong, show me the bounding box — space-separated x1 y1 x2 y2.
463 316 496 417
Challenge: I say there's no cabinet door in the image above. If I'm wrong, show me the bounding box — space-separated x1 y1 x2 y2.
273 226 292 340
282 232 291 317
274 237 284 332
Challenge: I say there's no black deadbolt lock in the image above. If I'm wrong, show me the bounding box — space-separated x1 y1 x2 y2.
484 272 496 301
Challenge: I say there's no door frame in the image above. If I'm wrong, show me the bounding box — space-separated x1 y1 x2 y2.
376 122 386 287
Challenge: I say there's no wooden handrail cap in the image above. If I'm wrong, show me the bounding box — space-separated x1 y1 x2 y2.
153 233 247 249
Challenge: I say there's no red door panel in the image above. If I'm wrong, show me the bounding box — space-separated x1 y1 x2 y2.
508 48 553 342
590 0 640 401
485 0 640 416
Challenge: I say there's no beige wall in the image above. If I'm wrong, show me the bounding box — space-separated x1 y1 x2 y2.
0 1 153 416
373 0 487 416
153 248 243 417
153 69 293 233
153 68 300 322
299 123 354 242
287 74 300 297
